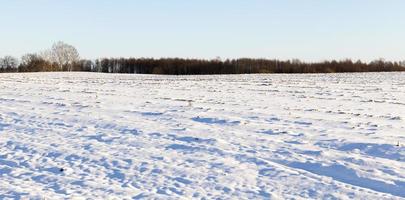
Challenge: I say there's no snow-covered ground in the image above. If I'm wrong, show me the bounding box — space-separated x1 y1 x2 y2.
0 72 404 199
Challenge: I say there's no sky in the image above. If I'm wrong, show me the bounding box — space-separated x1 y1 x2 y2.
1 0 405 62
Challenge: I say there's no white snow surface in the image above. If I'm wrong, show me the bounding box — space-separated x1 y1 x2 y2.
0 72 404 199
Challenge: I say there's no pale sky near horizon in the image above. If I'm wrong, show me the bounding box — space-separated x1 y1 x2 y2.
1 0 404 62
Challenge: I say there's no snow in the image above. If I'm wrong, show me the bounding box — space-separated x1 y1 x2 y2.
0 72 404 199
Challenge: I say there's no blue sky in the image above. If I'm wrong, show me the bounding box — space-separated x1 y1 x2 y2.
1 0 404 61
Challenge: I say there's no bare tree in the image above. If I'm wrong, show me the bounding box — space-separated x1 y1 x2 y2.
20 54 37 67
50 41 80 71
19 53 52 72
39 50 54 64
0 56 18 71
400 61 405 67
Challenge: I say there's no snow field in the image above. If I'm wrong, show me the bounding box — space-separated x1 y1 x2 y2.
0 72 404 199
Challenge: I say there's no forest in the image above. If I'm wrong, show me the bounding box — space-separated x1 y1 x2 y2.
1 42 405 74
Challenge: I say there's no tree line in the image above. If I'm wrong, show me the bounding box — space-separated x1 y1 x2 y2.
1 42 405 74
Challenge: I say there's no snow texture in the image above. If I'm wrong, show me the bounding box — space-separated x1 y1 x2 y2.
0 72 404 199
